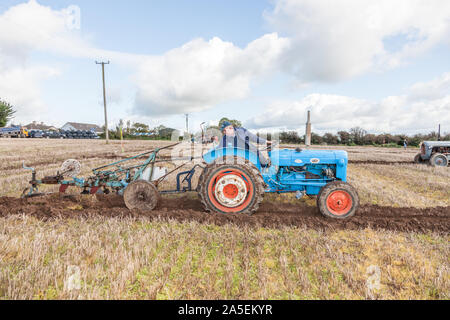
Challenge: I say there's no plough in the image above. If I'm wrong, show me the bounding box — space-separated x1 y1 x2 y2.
21 143 203 210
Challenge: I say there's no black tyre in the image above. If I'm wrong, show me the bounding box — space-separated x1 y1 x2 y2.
414 153 424 164
429 153 448 167
123 180 160 211
198 156 265 215
317 181 359 219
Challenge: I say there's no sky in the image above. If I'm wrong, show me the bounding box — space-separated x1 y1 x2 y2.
0 0 449 135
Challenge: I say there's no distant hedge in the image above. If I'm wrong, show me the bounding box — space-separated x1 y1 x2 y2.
265 127 449 147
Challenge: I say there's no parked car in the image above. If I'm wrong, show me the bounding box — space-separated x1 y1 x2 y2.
415 141 450 167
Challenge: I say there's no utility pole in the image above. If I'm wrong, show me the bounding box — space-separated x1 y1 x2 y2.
438 124 441 141
96 61 110 144
185 114 189 134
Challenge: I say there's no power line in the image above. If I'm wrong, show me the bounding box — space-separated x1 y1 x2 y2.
95 61 110 144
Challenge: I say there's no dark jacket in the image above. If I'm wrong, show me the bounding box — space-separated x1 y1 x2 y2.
217 127 267 150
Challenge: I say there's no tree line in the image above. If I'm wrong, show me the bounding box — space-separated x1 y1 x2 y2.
0 100 16 127
272 127 449 147
99 120 178 140
100 117 244 141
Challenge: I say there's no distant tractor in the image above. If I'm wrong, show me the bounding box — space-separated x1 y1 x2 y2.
414 141 450 167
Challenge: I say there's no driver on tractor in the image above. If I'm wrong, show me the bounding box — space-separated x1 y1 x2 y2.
215 121 271 166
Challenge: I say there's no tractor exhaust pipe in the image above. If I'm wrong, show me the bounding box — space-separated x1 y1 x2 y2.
305 110 312 147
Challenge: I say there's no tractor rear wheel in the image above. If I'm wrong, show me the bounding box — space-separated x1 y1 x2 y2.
198 157 265 215
317 181 359 219
429 153 448 167
124 180 160 211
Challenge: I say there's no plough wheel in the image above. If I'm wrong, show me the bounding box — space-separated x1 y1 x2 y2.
124 180 160 211
198 156 265 215
317 181 359 219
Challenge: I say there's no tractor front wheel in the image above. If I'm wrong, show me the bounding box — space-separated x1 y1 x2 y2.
414 153 424 164
124 180 160 211
317 181 359 219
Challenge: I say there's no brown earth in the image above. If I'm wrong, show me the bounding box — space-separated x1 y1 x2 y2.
0 194 448 233
348 160 414 165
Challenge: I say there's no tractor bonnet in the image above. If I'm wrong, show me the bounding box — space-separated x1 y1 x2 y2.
270 148 348 167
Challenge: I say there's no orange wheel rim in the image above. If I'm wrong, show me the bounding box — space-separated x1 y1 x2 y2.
223 183 239 199
326 190 352 216
207 169 253 213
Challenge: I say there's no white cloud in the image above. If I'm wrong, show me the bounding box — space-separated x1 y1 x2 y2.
245 72 450 133
0 0 84 123
0 0 142 63
0 0 144 124
0 0 85 62
0 64 59 124
265 0 450 82
0 1 289 120
133 33 289 116
131 0 450 115
1 0 449 131
407 72 450 101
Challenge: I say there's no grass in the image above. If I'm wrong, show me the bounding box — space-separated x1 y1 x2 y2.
0 215 448 300
348 163 450 207
0 139 448 300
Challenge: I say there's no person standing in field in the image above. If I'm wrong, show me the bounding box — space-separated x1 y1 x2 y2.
403 139 408 149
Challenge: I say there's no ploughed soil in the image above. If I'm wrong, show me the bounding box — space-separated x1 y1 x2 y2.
348 160 415 165
0 194 448 233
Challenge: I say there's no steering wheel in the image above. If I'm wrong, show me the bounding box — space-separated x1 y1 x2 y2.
261 140 279 152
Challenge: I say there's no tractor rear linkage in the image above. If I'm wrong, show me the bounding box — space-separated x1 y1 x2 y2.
21 142 203 199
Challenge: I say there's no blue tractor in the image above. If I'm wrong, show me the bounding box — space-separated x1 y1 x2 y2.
21 141 359 219
198 144 359 219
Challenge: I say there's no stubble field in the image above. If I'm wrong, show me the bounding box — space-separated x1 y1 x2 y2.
0 139 448 299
